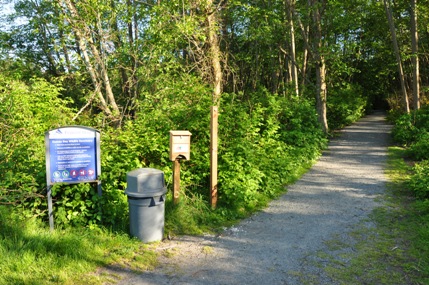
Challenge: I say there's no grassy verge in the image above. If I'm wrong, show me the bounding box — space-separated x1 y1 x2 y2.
303 147 429 284
0 207 159 285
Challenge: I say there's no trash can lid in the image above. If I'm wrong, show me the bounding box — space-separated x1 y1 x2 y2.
126 168 167 197
125 187 167 198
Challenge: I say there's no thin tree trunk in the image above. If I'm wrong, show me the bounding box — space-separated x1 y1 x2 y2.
411 0 420 110
111 0 130 90
60 0 121 120
59 28 72 72
311 0 328 133
384 0 410 113
71 25 112 117
286 0 299 96
296 9 310 88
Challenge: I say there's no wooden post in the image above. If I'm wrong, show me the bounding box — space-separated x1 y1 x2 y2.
47 185 54 231
173 159 181 204
210 106 218 208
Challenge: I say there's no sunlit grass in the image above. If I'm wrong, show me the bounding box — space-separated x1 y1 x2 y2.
0 207 158 284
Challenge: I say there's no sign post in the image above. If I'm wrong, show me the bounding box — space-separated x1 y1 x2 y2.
45 126 101 230
169 130 192 204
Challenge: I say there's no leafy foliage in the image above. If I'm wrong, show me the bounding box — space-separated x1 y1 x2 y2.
218 90 327 211
51 183 102 227
0 74 75 218
392 107 429 159
392 107 429 201
408 161 429 200
327 84 368 130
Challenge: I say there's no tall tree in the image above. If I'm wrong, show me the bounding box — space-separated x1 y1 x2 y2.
205 0 223 208
57 0 121 122
383 0 410 113
411 0 420 110
311 0 328 133
286 0 299 96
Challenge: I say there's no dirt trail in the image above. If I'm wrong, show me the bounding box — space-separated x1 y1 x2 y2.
112 111 392 285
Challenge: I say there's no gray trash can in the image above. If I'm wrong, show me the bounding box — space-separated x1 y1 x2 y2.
126 168 167 243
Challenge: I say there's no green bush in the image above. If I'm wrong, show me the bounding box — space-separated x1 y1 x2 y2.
0 75 75 219
408 160 429 200
407 132 429 161
392 107 429 160
392 113 419 146
327 84 368 130
392 107 429 145
98 74 213 230
51 183 102 227
393 107 429 201
217 91 327 211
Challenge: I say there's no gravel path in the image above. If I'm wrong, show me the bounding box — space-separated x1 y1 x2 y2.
114 111 392 285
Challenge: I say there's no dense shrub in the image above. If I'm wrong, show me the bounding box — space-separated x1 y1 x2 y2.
408 161 429 200
392 107 429 160
392 112 420 146
327 84 368 130
218 91 327 211
407 132 429 161
392 107 429 202
0 75 75 219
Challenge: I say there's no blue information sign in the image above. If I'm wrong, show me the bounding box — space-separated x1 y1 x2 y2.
45 126 101 185
45 126 102 230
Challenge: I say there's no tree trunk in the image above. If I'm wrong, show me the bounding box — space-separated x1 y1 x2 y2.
296 8 310 88
311 0 328 133
205 0 222 208
411 0 420 110
58 0 110 116
286 0 299 96
59 0 121 121
383 0 410 113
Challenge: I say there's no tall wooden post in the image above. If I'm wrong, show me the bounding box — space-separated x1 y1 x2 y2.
173 159 181 204
210 106 218 208
47 186 54 230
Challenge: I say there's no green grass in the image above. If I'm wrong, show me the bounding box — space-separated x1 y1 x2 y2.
301 146 429 284
0 207 159 285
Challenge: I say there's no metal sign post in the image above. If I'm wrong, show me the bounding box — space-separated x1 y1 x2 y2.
45 126 101 230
